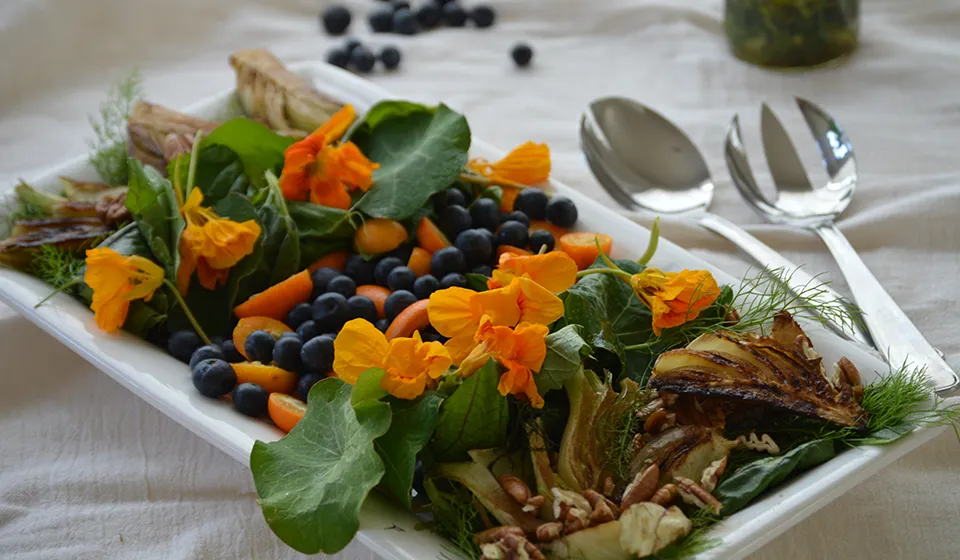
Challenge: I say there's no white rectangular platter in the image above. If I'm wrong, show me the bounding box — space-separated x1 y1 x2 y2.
0 62 944 560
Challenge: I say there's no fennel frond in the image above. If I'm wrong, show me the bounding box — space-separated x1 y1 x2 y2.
88 68 143 185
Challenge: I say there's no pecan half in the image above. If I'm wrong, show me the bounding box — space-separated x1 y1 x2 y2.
620 463 660 509
588 499 617 525
644 408 668 433
95 191 131 227
583 489 619 516
497 475 532 506
650 483 678 507
474 526 525 545
675 476 722 515
700 457 728 493
535 522 563 543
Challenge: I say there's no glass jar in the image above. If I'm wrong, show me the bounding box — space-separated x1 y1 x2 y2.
724 0 860 68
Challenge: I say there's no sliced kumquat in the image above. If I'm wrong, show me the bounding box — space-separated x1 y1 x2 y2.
307 250 349 272
407 247 432 277
232 363 298 395
354 218 408 255
355 285 391 318
268 392 308 433
559 232 614 270
385 299 430 340
233 270 313 321
500 186 521 212
232 317 292 360
416 216 450 254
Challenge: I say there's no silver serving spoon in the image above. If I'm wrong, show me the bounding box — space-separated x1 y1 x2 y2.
580 96 872 347
726 99 959 394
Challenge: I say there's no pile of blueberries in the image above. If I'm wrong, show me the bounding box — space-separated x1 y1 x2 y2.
322 1 534 73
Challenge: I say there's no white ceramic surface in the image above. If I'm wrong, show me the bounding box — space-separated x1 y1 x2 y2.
0 62 942 560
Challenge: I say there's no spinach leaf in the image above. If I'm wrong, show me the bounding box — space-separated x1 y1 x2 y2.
561 258 651 381
288 200 355 267
376 392 444 507
714 438 836 514
201 118 294 189
347 100 437 140
124 158 184 278
351 103 470 220
351 368 388 406
537 325 593 395
239 174 301 299
465 273 489 292
251 379 391 554
173 194 264 337
431 360 509 461
168 145 249 205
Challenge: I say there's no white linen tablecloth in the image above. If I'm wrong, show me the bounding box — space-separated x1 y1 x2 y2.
1 0 958 558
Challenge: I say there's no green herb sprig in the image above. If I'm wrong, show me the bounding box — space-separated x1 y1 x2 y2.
30 244 86 290
88 69 143 185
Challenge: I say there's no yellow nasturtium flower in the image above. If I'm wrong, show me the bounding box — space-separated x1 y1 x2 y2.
457 315 549 408
176 188 261 295
333 319 452 400
466 141 551 186
428 276 562 364
487 251 578 293
84 247 164 333
630 268 720 336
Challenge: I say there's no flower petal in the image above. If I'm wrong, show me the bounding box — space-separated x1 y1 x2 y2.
333 319 389 384
494 252 578 293
428 287 479 338
514 277 564 326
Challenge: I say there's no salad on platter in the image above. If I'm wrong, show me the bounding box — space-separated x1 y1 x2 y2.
3 50 958 559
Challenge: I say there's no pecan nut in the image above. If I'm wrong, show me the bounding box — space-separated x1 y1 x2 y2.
535 521 563 543
644 408 668 433
620 463 660 509
96 191 131 227
650 483 678 507
674 476 723 515
700 457 728 493
474 526 525 545
497 475 532 506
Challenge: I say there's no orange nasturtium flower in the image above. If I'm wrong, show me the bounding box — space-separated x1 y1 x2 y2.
630 268 721 336
467 141 551 185
333 319 452 400
457 316 549 408
428 276 562 364
177 188 261 295
278 105 379 209
487 251 578 293
84 247 164 333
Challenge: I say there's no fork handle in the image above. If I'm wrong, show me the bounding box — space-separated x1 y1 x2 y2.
697 212 872 347
815 223 959 394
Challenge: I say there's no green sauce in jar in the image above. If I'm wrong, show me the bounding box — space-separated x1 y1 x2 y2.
724 0 860 68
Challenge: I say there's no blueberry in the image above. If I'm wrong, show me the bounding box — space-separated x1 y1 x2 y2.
311 267 341 297
326 47 349 69
385 243 414 265
220 340 245 363
321 5 352 35
546 196 578 227
273 336 303 372
245 330 275 364
529 230 556 254
233 383 269 417
192 359 237 398
312 292 349 332
343 37 363 54
469 5 495 28
278 331 301 340
413 274 440 299
431 246 467 278
440 273 468 289
286 302 314 329
469 198 500 231
393 9 418 35
435 188 467 211
296 320 322 342
496 220 530 248
344 255 376 285
442 2 467 26
455 229 493 266
416 3 441 28
387 266 417 292
322 332 339 341
350 47 376 73
374 257 405 286
375 318 391 332
385 290 417 321
369 6 394 32
209 336 226 346
297 372 325 401
168 330 201 363
301 335 335 373
471 265 493 277
511 43 534 67
327 275 357 298
479 228 498 251
420 331 445 343
391 0 410 11
347 295 379 323
380 46 402 70
438 204 472 241
189 345 225 370
501 210 530 227
513 189 548 220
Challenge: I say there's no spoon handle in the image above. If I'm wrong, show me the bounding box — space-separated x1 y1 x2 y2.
697 212 873 347
815 223 959 395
